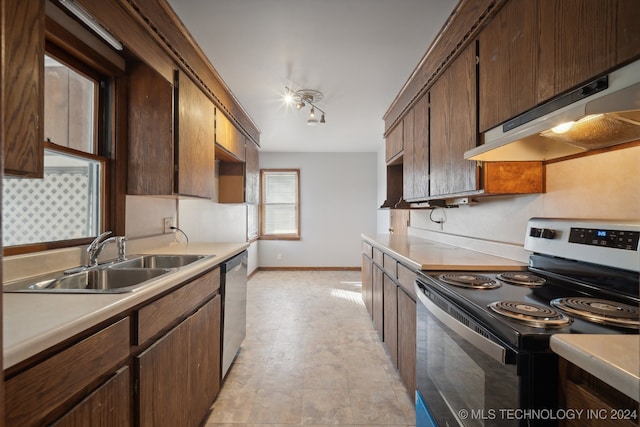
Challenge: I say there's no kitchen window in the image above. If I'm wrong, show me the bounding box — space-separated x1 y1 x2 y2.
260 169 300 239
2 53 110 250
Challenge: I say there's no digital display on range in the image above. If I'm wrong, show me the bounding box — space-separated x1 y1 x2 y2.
569 227 640 251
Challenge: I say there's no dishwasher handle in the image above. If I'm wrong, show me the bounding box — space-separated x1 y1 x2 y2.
415 280 509 365
224 251 246 272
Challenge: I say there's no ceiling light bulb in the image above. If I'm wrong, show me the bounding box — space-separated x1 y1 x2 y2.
284 93 294 104
551 121 575 134
309 107 315 119
296 102 304 110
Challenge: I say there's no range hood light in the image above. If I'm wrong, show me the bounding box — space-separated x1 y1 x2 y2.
551 121 575 134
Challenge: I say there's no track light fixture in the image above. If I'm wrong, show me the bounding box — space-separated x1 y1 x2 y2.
284 87 326 126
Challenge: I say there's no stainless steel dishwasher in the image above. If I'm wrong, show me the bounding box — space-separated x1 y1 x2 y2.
221 250 247 379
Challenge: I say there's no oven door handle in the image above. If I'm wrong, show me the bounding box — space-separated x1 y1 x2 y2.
417 289 508 365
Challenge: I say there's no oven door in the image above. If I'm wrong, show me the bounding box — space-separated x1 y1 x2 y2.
415 279 520 427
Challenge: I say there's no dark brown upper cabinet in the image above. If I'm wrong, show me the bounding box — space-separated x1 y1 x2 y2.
175 71 216 198
385 121 403 164
430 44 478 197
128 61 174 195
479 0 640 133
215 109 245 162
3 0 45 177
403 94 429 202
128 63 215 198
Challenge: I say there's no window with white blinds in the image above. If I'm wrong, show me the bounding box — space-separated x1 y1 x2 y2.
260 169 300 239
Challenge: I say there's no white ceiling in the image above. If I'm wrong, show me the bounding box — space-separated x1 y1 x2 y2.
167 0 457 152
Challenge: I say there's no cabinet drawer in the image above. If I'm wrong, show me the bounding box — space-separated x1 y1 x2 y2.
361 241 373 258
382 253 397 278
6 317 131 427
137 268 220 345
397 263 417 300
373 247 384 266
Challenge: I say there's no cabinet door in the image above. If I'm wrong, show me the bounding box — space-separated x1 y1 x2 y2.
128 62 173 195
403 94 428 201
397 288 416 397
541 0 616 100
52 366 131 427
361 254 373 318
617 0 640 65
372 264 384 340
389 209 409 235
402 107 415 199
385 122 403 163
383 275 398 368
412 94 429 200
216 109 246 161
4 0 44 177
478 0 539 132
137 319 190 427
176 71 216 198
430 44 477 197
189 296 221 427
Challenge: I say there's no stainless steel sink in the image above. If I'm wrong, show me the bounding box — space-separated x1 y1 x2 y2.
3 267 170 293
109 254 207 269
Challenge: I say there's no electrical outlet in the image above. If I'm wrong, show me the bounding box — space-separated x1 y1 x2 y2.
276 253 282 260
163 217 174 234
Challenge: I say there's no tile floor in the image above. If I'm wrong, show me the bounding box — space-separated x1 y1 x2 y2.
205 270 416 427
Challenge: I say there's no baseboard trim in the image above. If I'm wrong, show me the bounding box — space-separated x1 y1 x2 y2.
256 266 361 272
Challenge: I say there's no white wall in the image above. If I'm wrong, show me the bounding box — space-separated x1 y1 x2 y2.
259 152 377 268
405 146 640 249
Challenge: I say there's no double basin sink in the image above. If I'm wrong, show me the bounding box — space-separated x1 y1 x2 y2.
3 254 210 294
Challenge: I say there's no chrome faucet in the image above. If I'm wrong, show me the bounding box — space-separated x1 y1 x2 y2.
87 232 127 267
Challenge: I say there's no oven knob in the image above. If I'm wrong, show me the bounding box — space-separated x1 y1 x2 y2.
541 228 556 239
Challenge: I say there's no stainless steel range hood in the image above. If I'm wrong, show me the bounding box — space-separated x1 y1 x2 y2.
465 59 640 161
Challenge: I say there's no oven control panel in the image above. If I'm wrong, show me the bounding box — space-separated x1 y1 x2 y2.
569 227 640 251
525 218 640 272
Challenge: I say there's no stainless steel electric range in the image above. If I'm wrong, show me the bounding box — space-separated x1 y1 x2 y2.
415 218 639 427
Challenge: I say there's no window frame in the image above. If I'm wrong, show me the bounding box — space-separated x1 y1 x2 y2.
259 169 300 240
3 15 123 256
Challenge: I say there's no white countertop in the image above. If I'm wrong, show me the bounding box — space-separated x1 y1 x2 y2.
550 334 640 402
3 241 248 370
362 233 527 271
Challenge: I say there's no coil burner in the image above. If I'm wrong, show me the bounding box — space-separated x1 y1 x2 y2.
496 272 546 287
488 301 573 328
551 297 640 329
439 273 500 290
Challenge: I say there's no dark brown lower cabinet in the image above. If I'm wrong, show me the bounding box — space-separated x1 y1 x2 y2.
137 295 221 427
51 366 132 427
383 275 399 367
397 288 416 398
137 319 190 427
558 358 639 427
361 254 373 318
5 318 131 427
189 296 221 426
372 264 384 340
362 240 418 403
